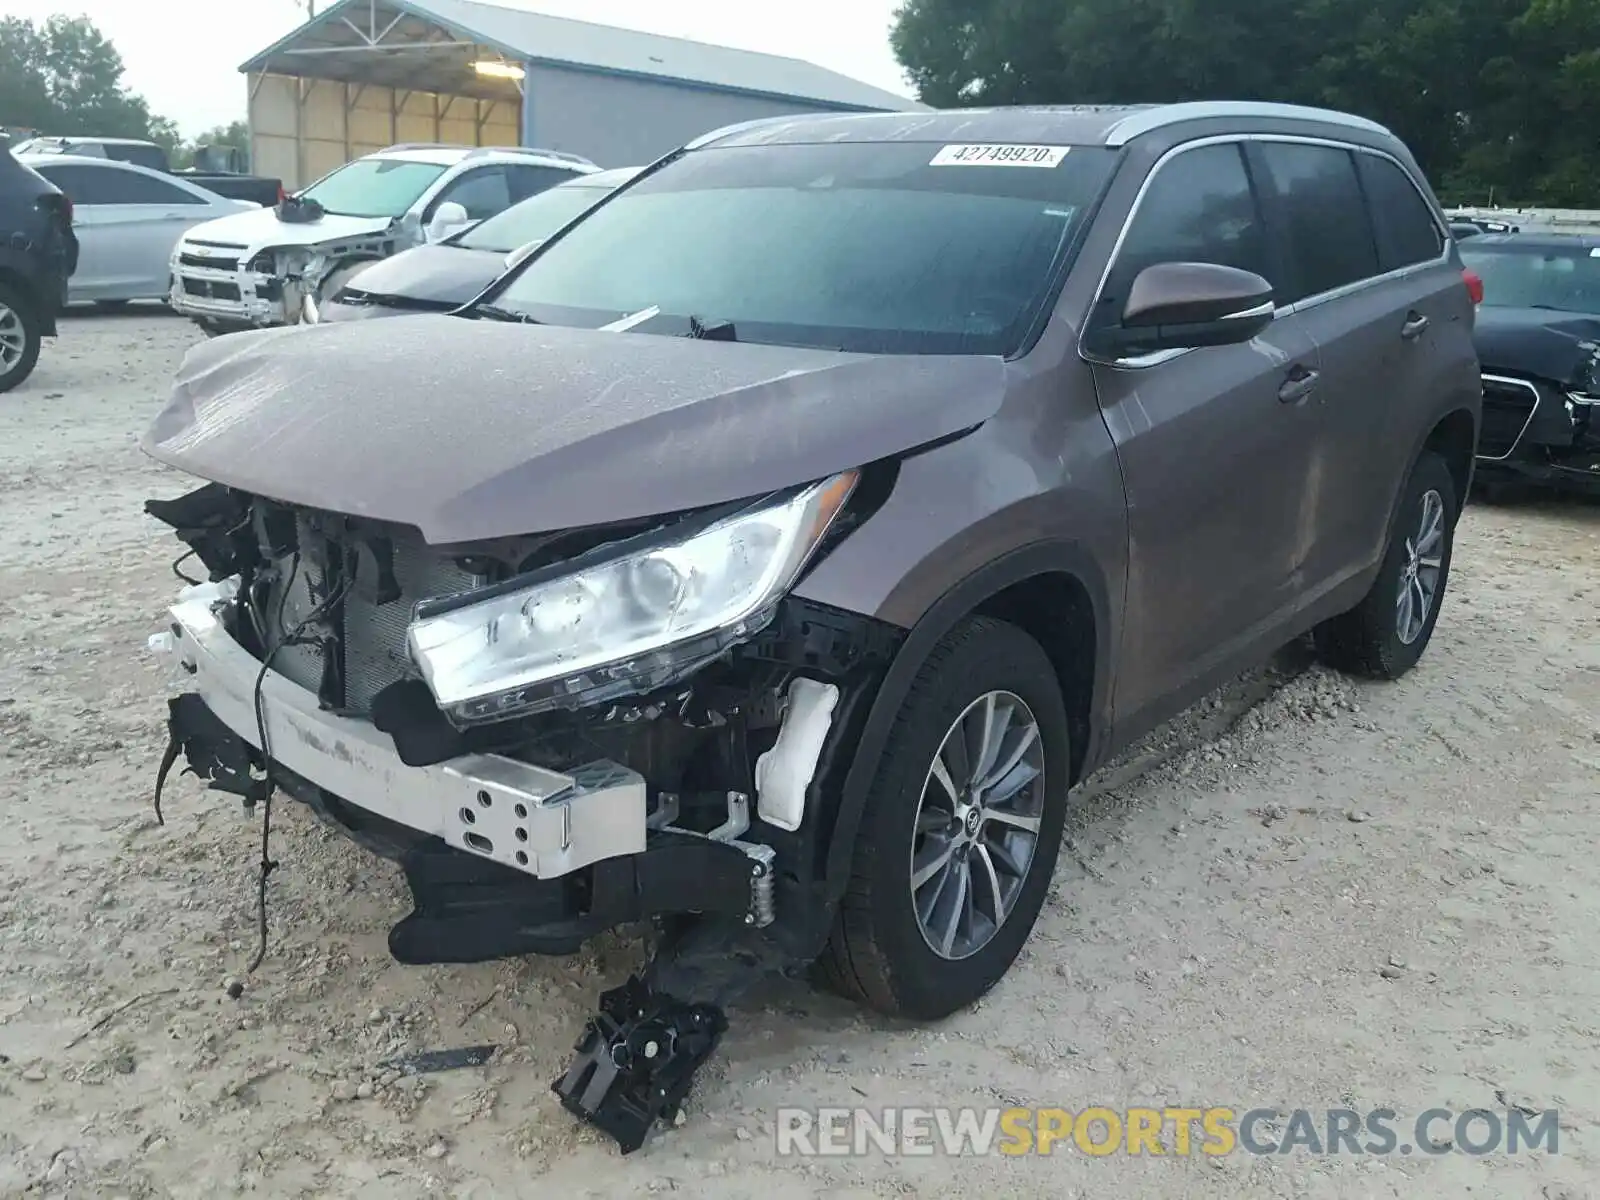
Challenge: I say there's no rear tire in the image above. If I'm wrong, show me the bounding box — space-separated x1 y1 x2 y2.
1314 451 1458 679
0 283 43 394
817 616 1071 1020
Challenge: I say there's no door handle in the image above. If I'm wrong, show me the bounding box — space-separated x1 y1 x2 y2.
1278 366 1320 404
1400 312 1430 340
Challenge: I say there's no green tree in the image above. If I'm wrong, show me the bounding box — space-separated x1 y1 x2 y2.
890 0 1600 206
0 15 174 142
195 120 251 154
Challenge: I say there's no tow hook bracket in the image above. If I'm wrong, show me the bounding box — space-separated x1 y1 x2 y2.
551 974 727 1154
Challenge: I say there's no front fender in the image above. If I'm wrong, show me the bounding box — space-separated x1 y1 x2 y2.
791 415 1128 908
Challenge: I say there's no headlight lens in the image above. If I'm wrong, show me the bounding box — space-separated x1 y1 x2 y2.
407 472 857 723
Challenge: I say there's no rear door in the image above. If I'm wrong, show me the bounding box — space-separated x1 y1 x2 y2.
1087 140 1323 724
1246 140 1455 594
37 162 211 299
32 163 117 298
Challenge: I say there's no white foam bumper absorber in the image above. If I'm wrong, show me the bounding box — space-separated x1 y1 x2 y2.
754 677 840 833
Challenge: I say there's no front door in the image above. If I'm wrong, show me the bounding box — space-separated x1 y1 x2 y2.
1085 140 1323 730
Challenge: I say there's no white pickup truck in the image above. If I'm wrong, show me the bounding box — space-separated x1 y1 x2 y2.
169 142 597 334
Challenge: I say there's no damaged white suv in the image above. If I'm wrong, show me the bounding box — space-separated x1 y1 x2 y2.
168 143 597 334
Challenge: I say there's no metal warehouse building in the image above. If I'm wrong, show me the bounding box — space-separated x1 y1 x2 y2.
241 0 923 188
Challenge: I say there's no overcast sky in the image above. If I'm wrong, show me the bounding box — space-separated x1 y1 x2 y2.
4 0 913 135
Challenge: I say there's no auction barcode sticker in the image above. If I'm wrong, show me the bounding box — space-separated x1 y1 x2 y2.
930 144 1070 168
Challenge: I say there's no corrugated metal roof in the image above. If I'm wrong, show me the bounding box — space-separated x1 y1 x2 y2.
245 0 924 113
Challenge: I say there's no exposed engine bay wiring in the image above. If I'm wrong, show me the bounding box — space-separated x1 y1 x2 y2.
171 549 201 587
247 555 347 974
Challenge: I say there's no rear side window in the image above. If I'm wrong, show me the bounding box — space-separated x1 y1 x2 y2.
105 168 206 205
507 164 584 202
434 166 511 221
1106 143 1270 310
33 164 117 205
1358 154 1445 271
1253 143 1379 303
42 164 204 206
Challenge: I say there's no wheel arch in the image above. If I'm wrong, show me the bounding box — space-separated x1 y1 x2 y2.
820 541 1113 906
1420 405 1477 517
0 264 44 323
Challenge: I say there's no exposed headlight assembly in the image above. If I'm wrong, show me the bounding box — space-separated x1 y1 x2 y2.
278 247 326 280
407 472 858 724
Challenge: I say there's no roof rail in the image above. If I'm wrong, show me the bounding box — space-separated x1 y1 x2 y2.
683 114 800 151
468 145 597 167
379 142 470 153
1102 101 1392 146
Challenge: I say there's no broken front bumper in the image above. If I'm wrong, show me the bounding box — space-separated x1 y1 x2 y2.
153 582 647 880
169 258 293 327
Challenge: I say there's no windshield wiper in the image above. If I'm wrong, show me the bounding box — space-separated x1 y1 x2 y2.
473 304 542 324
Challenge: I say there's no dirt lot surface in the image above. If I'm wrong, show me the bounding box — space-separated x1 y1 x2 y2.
1 311 1597 1199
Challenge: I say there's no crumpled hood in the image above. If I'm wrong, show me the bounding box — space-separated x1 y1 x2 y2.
338 242 504 307
177 204 395 252
1474 306 1600 389
143 315 1008 543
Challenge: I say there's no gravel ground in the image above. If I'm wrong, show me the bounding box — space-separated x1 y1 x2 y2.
1 311 1597 1199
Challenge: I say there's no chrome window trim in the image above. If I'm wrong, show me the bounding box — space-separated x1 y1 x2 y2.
1476 374 1542 462
1079 132 1451 370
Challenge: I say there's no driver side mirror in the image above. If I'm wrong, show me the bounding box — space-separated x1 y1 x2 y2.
1100 262 1276 357
426 201 471 243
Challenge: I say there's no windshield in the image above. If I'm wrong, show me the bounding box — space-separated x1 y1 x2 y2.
484 141 1114 354
299 158 449 219
1459 243 1600 314
455 181 616 253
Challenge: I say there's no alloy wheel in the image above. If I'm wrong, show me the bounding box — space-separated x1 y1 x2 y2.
1396 488 1445 645
0 302 24 370
909 690 1047 961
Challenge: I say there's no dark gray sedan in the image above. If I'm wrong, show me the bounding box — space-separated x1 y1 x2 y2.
316 165 641 322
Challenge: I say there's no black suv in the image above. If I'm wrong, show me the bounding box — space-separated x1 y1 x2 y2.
0 143 76 393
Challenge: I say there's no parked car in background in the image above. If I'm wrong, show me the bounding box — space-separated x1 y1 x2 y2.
0 144 76 392
317 165 642 322
144 102 1480 1151
1458 232 1600 493
19 154 258 307
168 143 599 335
11 136 283 208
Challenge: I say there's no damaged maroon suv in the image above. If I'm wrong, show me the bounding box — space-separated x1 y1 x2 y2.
143 102 1480 1150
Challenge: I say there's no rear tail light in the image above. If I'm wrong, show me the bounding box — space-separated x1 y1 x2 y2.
1463 268 1484 305
276 183 287 205
36 191 72 227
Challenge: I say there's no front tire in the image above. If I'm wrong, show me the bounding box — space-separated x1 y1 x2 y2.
1314 451 1458 679
0 283 43 394
818 616 1071 1020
